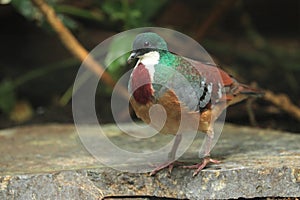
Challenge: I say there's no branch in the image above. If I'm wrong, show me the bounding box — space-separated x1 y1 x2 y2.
31 0 129 99
263 90 300 122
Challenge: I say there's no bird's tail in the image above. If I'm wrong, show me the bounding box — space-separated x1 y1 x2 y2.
239 84 264 97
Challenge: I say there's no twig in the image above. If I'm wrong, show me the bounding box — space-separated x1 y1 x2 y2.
264 90 300 122
31 0 129 99
194 0 237 41
246 82 259 126
246 98 258 126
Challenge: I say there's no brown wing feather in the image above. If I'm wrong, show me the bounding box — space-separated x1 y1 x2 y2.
186 57 262 105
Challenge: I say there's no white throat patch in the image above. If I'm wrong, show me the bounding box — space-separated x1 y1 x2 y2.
140 51 160 65
136 51 160 81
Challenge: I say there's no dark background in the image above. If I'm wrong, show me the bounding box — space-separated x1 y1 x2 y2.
0 0 299 132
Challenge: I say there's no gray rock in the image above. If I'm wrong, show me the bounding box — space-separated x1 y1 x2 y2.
0 124 299 199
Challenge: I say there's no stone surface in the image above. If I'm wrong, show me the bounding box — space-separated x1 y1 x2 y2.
0 124 299 199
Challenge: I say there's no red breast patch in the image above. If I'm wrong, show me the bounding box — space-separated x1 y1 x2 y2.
131 63 153 104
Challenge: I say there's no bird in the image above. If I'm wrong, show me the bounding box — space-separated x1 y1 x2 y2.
127 32 262 176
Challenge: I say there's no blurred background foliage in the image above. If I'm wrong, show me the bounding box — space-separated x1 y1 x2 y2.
0 0 299 132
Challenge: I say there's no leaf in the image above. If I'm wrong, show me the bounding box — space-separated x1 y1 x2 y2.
0 80 16 114
0 0 12 4
11 0 42 21
57 14 78 31
11 0 78 31
101 0 168 29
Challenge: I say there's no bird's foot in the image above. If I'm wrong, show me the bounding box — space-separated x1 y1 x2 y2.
150 160 184 176
182 157 221 176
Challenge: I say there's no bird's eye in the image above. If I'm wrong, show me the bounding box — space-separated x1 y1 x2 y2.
144 41 150 47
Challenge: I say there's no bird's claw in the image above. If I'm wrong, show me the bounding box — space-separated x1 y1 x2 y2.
149 160 184 176
182 157 221 176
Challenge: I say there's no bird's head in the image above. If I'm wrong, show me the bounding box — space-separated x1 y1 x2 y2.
128 32 169 104
128 32 168 62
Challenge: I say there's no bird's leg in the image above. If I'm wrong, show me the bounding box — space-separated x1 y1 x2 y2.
183 104 226 176
168 132 182 159
183 127 220 176
150 133 183 176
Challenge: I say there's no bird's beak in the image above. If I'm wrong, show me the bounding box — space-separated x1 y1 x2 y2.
128 52 137 61
127 51 141 64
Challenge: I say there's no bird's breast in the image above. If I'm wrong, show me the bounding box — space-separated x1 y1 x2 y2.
130 89 211 135
130 62 154 104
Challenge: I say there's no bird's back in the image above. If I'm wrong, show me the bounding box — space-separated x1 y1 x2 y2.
159 54 262 112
